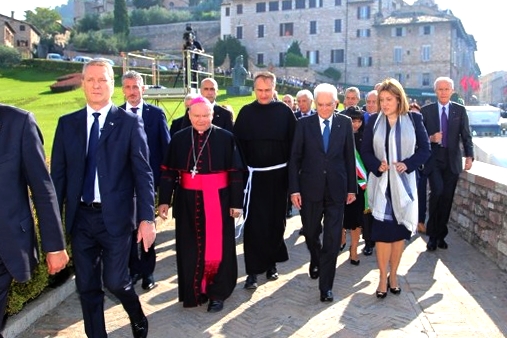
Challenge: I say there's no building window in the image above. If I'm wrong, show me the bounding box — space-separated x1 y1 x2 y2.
421 45 431 62
331 49 344 63
394 47 402 63
393 27 405 37
306 50 319 64
258 25 265 38
296 0 305 9
423 25 432 35
309 0 316 8
357 6 370 19
225 7 230 16
357 56 372 67
20 25 26 31
279 52 286 66
362 76 370 84
422 73 430 86
280 23 294 36
394 73 403 83
334 19 342 33
310 21 317 34
282 0 292 10
256 2 266 12
269 1 279 11
257 53 265 66
335 0 342 5
236 26 243 39
356 29 371 37
237 4 243 14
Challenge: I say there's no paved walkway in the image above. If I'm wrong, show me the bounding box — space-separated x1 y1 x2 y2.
9 211 507 337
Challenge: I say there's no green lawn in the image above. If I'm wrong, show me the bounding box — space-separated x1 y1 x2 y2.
0 67 255 155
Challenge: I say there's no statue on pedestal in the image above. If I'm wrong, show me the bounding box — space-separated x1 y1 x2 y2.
227 55 252 96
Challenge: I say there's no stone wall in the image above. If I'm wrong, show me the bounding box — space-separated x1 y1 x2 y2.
450 161 507 271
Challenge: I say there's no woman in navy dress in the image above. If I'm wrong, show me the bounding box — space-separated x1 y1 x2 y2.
361 78 430 298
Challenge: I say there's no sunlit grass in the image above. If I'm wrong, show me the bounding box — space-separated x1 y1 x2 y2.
1 67 255 155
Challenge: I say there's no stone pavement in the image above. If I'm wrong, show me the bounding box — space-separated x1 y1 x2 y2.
8 211 507 338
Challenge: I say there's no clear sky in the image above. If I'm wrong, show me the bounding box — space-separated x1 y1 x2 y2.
2 0 505 75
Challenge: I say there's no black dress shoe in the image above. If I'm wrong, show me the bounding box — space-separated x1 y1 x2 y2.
437 239 448 249
244 274 258 289
427 237 437 251
309 264 319 279
131 316 148 338
362 246 373 256
320 290 334 302
339 243 346 252
376 290 387 299
207 299 224 313
266 266 279 281
142 274 157 291
350 259 360 266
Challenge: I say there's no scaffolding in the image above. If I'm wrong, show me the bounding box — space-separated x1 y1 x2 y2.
121 49 214 120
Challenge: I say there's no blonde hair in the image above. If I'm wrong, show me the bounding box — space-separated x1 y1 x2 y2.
377 78 410 115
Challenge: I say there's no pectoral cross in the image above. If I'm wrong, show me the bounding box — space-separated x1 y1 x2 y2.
190 166 198 178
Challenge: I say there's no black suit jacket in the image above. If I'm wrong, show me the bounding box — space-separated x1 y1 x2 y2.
0 105 66 282
289 113 357 202
294 109 316 120
51 105 155 237
420 102 474 175
120 102 171 186
179 104 234 132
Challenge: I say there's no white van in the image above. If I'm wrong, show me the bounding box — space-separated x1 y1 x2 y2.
46 53 63 61
465 105 502 136
72 55 92 63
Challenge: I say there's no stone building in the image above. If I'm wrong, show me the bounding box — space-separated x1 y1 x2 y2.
220 0 479 101
479 71 507 106
0 13 41 58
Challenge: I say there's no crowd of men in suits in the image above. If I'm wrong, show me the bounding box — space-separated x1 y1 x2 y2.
0 60 473 338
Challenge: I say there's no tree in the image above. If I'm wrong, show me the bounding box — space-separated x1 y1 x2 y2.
213 36 248 70
75 14 100 33
113 0 129 36
0 46 21 68
24 7 65 57
284 40 308 67
287 40 303 57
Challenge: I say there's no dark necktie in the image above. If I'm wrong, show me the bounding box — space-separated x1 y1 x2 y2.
441 106 448 148
131 107 139 115
323 119 330 153
82 112 100 204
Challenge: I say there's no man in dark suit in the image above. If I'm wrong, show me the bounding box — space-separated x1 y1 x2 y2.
292 89 316 224
199 77 234 131
51 59 156 338
174 78 234 134
421 76 473 251
294 89 316 119
120 71 171 291
0 104 69 336
288 83 357 303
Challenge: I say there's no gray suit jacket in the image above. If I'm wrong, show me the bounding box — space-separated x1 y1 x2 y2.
0 105 65 282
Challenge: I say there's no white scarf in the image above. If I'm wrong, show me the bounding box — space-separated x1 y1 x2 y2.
368 112 418 235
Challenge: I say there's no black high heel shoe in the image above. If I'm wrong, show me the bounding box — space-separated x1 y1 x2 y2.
376 278 388 299
376 290 387 299
387 275 401 295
